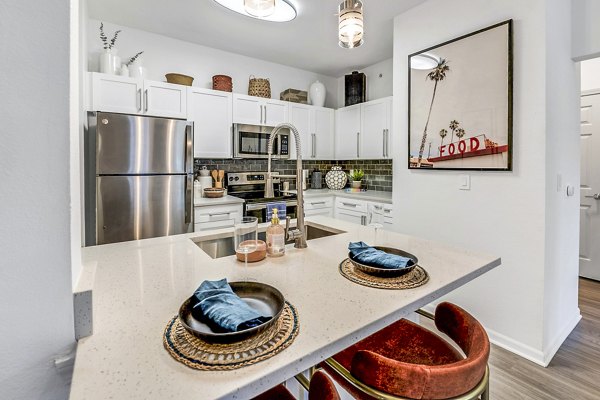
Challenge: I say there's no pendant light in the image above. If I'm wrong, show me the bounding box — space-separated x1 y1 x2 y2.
244 0 275 18
339 0 364 49
213 0 297 22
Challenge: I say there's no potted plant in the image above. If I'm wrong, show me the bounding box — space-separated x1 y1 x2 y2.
348 169 364 189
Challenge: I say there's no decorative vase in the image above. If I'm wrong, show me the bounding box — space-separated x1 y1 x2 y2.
119 64 129 77
112 51 121 75
130 59 147 79
325 166 347 190
351 180 361 189
99 49 116 74
309 80 326 107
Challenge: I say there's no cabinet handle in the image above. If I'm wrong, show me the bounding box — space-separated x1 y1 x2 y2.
260 105 263 124
264 105 267 124
208 212 231 217
144 89 148 112
342 202 357 207
385 129 390 157
361 215 366 225
383 129 386 157
137 89 142 112
312 133 316 158
356 132 360 158
311 201 326 205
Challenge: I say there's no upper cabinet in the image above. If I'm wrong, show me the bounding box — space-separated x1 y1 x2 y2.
232 94 288 126
91 73 187 119
187 88 232 159
288 103 334 160
335 97 392 160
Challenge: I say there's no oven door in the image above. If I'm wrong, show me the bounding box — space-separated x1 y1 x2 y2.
233 124 289 159
245 202 297 223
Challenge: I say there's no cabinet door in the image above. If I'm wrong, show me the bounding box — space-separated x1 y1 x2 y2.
312 107 335 159
264 100 288 126
335 105 361 159
233 94 262 125
288 103 311 159
143 81 187 118
335 209 366 225
361 98 389 159
92 73 143 114
188 88 233 158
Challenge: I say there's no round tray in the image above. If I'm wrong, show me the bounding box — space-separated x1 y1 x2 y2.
178 281 285 344
348 246 418 277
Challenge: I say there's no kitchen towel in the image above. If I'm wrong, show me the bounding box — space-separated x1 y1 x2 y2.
267 201 287 220
348 242 414 270
192 279 270 332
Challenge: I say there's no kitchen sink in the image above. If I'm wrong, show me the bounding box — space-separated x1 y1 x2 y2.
193 224 344 259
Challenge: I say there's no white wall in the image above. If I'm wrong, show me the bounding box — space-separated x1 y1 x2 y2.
336 58 394 108
572 0 600 61
0 0 75 399
581 58 600 92
87 20 338 108
392 0 580 366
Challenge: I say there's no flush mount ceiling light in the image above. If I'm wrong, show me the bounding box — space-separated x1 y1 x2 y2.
338 0 364 49
411 53 441 70
213 0 297 22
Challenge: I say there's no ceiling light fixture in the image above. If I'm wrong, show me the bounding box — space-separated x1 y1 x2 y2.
410 53 441 70
213 0 297 22
338 0 364 49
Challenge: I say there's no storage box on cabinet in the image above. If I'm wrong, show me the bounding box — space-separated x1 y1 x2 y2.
91 72 187 118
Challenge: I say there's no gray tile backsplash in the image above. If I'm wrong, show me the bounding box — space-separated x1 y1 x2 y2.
194 159 393 192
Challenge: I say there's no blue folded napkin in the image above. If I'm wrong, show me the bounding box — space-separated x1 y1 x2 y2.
348 242 415 270
192 279 271 332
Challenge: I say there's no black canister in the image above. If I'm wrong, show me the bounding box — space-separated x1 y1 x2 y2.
311 170 322 189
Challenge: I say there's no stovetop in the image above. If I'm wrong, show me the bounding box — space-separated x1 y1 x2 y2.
226 171 297 204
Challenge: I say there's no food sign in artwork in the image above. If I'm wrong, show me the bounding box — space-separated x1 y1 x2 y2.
408 20 513 170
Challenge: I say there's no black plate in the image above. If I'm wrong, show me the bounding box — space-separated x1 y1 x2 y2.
178 281 285 344
348 246 418 277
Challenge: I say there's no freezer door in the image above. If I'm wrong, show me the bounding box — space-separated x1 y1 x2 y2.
96 175 193 245
96 112 190 174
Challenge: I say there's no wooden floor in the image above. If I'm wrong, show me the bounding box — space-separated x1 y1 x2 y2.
486 278 600 399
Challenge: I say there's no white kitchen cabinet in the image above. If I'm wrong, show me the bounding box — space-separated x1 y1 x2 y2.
335 104 362 159
187 88 232 158
335 97 392 160
287 104 334 160
232 94 288 126
194 203 242 232
335 198 368 225
91 72 187 118
304 196 334 218
361 97 392 159
368 201 394 229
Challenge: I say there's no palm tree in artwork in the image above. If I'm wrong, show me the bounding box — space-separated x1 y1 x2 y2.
456 128 466 141
417 59 450 167
449 120 460 143
439 129 448 147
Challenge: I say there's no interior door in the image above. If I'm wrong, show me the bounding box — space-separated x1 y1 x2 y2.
580 94 600 281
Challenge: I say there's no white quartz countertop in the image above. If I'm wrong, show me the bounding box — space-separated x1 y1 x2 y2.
194 194 245 207
70 217 500 400
289 189 393 204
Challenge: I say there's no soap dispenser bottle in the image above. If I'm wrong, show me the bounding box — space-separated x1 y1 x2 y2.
266 208 285 257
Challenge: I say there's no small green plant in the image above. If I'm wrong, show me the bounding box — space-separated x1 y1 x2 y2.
99 22 121 50
348 169 364 181
126 51 144 66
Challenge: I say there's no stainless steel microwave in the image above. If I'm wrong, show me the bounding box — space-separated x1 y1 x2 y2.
233 124 290 159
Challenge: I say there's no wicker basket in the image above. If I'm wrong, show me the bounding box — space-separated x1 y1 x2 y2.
165 73 194 86
212 75 233 92
248 75 271 98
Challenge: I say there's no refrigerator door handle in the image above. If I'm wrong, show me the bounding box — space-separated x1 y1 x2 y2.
185 123 193 173
185 174 193 225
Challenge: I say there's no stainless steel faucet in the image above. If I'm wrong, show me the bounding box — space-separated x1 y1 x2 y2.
266 123 307 249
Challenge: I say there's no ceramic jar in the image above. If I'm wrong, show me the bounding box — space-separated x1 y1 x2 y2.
130 58 147 79
325 166 347 190
309 80 326 107
100 49 117 74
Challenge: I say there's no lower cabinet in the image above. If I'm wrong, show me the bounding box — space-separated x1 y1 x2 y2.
194 203 243 232
304 196 334 218
332 198 393 228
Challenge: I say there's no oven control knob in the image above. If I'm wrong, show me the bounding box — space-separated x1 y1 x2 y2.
229 177 233 181
235 177 239 181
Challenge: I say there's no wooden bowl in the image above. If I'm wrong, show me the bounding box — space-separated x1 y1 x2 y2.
203 188 225 198
165 73 194 86
236 240 267 263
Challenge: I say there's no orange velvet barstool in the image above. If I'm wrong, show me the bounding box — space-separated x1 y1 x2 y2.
322 302 490 400
252 370 341 400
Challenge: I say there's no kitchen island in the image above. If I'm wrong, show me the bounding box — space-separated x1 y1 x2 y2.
70 216 500 400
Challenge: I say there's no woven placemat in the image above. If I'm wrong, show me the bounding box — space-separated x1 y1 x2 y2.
163 301 299 371
339 258 430 290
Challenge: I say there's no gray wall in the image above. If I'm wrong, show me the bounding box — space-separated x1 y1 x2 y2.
0 1 75 398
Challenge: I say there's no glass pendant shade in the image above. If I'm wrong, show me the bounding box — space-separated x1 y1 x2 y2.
339 0 364 49
244 0 276 18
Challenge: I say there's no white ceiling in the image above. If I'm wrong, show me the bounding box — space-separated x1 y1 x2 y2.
87 0 426 77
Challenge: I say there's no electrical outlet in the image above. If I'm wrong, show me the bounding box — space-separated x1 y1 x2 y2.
459 174 471 191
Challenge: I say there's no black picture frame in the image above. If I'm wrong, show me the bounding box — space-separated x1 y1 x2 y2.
408 20 513 171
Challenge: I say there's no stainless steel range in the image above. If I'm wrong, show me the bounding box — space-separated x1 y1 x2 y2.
226 172 298 223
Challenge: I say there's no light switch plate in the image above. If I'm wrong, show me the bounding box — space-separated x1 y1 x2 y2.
459 174 471 191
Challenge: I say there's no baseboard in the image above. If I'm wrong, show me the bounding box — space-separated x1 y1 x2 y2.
420 305 581 367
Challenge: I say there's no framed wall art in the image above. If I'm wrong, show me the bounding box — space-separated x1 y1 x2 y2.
408 20 513 170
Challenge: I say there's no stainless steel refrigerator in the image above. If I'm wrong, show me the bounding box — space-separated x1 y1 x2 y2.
85 112 194 246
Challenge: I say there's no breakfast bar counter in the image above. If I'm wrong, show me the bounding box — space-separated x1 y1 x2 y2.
70 216 500 400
